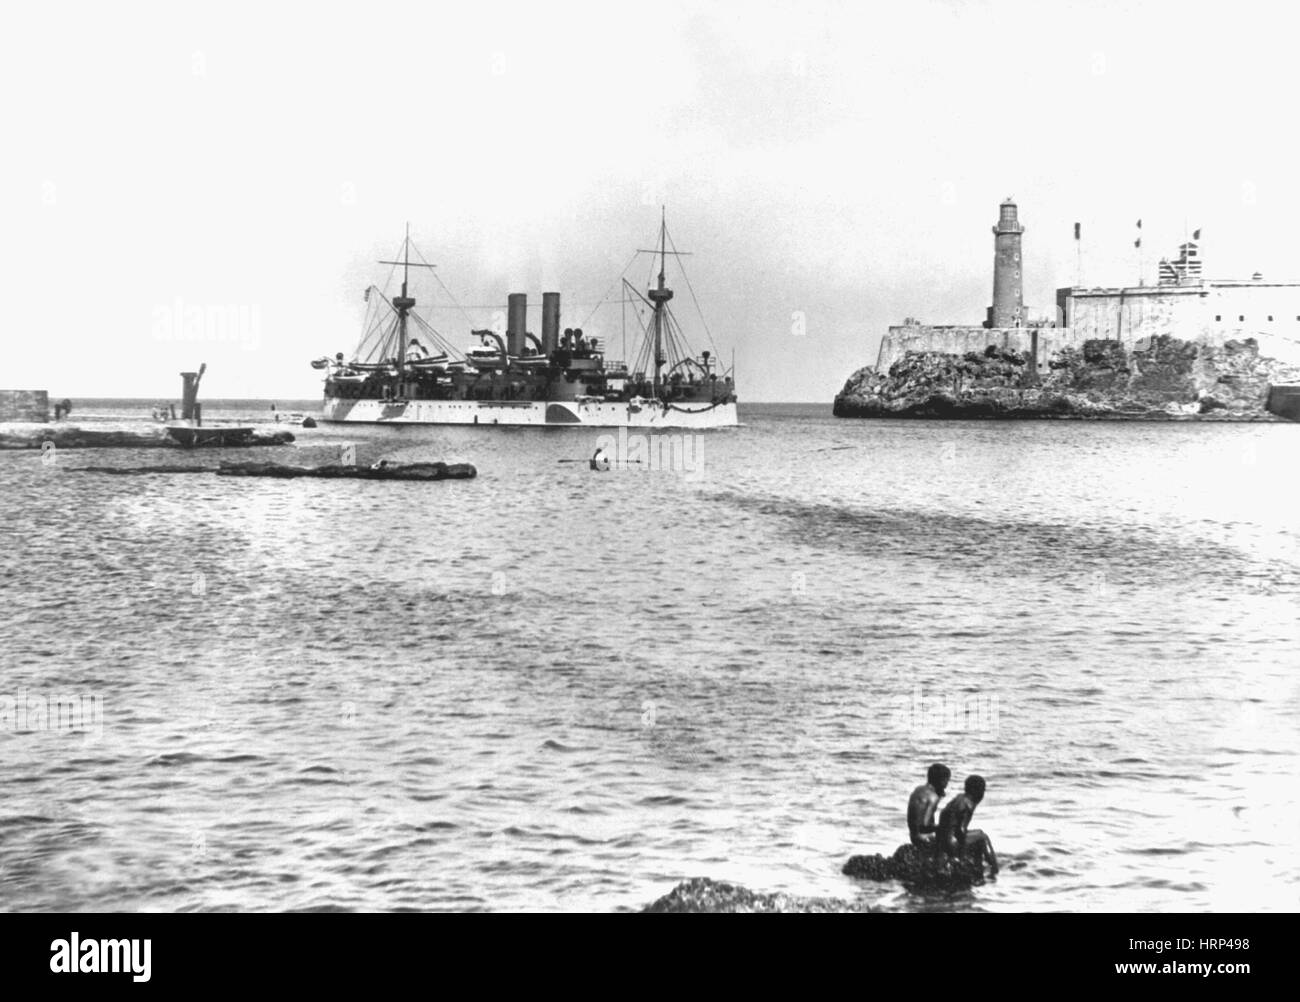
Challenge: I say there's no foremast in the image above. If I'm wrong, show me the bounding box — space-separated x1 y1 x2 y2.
646 207 675 397
378 224 423 382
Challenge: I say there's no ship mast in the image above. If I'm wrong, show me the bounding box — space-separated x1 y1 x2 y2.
647 207 674 396
379 223 434 383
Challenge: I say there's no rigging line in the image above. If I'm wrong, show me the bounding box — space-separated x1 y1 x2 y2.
364 288 398 329
580 250 642 328
354 305 390 363
353 285 398 360
375 239 403 297
377 314 401 363
408 312 451 348
622 278 653 310
668 318 687 364
408 240 480 334
408 312 463 358
406 319 448 357
404 299 647 310
368 312 396 357
665 223 719 358
353 313 384 361
665 313 690 368
430 270 483 333
359 314 395 365
405 238 456 328
624 287 652 350
628 305 652 373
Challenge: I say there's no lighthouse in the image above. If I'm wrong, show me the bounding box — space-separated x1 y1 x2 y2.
987 197 1024 328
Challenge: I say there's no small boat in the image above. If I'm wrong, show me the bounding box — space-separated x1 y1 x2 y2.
165 425 256 447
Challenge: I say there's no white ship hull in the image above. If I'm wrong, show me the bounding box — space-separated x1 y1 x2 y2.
322 397 737 428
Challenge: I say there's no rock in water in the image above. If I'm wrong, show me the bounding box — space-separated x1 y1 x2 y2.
642 877 874 913
842 853 895 880
843 844 988 890
832 335 1300 421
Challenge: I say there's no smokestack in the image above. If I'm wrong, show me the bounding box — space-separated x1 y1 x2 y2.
542 292 561 355
507 293 527 357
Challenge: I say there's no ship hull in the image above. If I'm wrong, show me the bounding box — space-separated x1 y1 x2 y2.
321 397 737 428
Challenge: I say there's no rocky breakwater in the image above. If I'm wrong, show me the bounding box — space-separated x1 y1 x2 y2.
642 877 875 913
833 336 1300 420
0 422 295 449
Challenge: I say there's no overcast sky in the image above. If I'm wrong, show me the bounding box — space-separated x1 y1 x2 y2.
6 0 1300 402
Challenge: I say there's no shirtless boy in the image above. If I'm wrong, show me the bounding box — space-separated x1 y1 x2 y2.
936 774 999 873
906 763 951 850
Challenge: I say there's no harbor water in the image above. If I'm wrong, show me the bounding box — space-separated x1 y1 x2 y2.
1 402 1297 911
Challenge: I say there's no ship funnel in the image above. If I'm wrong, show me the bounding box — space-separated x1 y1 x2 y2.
541 292 561 355
507 293 527 357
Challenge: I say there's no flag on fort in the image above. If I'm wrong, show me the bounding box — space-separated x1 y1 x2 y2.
1136 219 1142 228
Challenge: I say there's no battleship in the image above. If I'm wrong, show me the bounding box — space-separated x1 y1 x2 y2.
313 214 738 427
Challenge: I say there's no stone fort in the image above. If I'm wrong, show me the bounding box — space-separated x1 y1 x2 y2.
876 198 1300 372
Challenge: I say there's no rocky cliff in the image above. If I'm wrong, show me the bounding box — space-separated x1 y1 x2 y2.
833 336 1300 420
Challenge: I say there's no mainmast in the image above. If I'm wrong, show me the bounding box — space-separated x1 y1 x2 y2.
647 207 674 396
379 223 428 383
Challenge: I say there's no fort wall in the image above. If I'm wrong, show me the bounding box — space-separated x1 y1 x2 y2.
1061 283 1300 365
879 282 1300 373
876 326 1090 372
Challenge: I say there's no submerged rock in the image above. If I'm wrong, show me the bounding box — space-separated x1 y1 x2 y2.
216 461 476 480
643 877 874 913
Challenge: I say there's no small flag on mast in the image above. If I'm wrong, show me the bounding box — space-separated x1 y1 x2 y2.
1193 228 1201 240
1074 222 1081 240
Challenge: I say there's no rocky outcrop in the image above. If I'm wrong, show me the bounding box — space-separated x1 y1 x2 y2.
642 877 874 913
641 844 993 911
843 843 987 890
833 336 1300 420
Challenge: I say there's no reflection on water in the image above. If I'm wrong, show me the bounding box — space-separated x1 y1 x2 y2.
1 404 1298 911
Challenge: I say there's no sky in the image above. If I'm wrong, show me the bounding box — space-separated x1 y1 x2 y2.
5 0 1300 402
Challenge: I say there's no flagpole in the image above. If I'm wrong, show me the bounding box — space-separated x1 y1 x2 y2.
1075 222 1082 288
1135 218 1143 287
1182 217 1187 285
